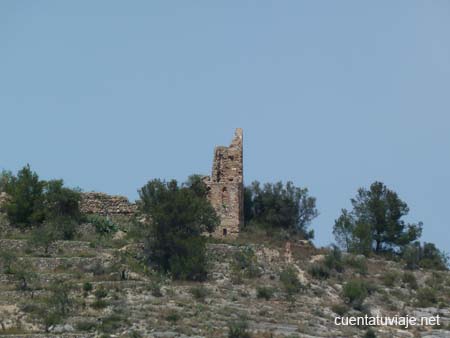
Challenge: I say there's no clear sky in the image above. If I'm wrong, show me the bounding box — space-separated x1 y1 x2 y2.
1 1 449 252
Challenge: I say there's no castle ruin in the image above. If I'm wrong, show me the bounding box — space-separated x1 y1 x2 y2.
0 130 245 238
204 128 244 238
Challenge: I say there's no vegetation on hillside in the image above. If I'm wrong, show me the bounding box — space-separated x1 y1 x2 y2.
0 165 81 227
244 181 318 239
138 176 219 281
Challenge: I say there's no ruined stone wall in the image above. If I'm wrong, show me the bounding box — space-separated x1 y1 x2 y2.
79 192 137 216
204 128 244 238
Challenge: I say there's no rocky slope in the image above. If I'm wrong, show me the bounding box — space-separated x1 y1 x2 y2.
0 218 449 338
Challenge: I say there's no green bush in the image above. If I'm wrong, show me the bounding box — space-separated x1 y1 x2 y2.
403 242 448 271
42 311 63 332
29 217 78 255
1 165 81 227
98 310 128 334
2 165 45 226
168 236 209 281
425 272 445 289
308 263 330 280
83 282 93 293
343 255 368 275
402 272 418 290
232 247 261 280
47 280 73 316
139 178 219 281
86 214 118 236
228 320 251 338
43 179 81 221
280 266 304 297
94 286 108 299
148 275 164 297
244 181 318 238
91 299 109 309
165 310 180 323
189 285 209 302
11 260 37 291
416 287 438 307
324 245 344 273
343 279 368 309
256 286 274 300
331 303 349 316
382 271 400 287
0 170 13 193
364 328 377 338
0 250 16 274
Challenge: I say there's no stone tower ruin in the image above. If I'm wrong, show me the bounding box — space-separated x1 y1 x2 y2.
204 128 244 238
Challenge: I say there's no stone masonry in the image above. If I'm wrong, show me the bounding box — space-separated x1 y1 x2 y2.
79 192 137 216
204 128 244 238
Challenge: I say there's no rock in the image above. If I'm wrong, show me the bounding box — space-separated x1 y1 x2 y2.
50 323 74 333
309 254 325 263
421 331 450 338
113 230 126 240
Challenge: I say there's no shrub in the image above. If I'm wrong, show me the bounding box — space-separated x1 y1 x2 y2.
0 170 13 193
11 260 37 291
416 287 438 307
232 247 261 280
83 282 93 293
91 299 109 309
189 285 209 302
2 165 81 227
139 178 219 281
280 266 304 297
148 274 164 297
308 263 330 280
94 286 108 299
425 272 445 289
86 215 118 236
344 255 368 275
29 223 56 255
43 179 81 221
128 331 143 338
324 245 344 273
228 320 251 338
402 272 418 290
244 181 318 238
403 242 449 271
364 328 377 338
76 320 97 331
167 236 210 281
382 271 400 287
256 286 274 300
2 165 45 226
42 311 63 332
0 250 16 274
343 279 368 309
331 303 349 316
47 280 73 316
98 310 128 334
165 310 180 323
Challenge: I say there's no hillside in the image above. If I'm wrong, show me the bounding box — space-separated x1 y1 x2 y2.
0 214 449 338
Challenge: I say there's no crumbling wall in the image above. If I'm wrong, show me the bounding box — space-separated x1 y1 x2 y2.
80 192 137 216
204 128 244 238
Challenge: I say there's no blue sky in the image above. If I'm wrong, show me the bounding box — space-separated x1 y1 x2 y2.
1 1 449 252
